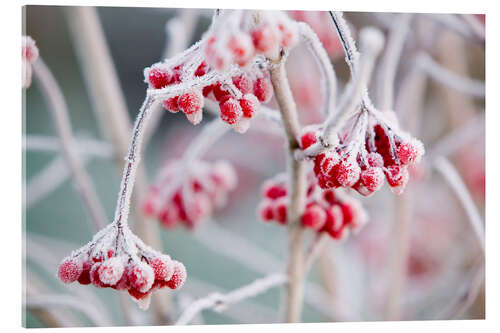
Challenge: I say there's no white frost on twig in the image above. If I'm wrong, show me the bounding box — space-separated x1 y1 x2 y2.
175 273 287 325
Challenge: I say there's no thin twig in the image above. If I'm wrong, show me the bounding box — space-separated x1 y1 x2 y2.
416 53 485 98
376 13 413 111
433 157 485 250
175 273 287 325
268 51 308 323
32 58 108 230
24 134 113 159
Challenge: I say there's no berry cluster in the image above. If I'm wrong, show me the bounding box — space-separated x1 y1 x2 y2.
142 159 237 229
22 36 39 89
57 224 186 309
144 10 299 133
301 118 424 196
258 173 367 241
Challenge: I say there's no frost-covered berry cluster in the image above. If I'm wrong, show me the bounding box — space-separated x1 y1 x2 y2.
142 159 237 229
258 173 367 241
301 115 424 196
22 36 39 88
144 10 299 133
57 223 186 309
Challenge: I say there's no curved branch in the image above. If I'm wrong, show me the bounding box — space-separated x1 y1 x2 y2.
32 58 108 230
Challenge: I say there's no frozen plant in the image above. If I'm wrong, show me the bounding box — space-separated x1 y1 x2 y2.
57 222 186 309
143 10 299 133
258 171 367 240
142 159 237 229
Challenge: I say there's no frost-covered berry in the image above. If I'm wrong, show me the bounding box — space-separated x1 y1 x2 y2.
336 159 361 187
57 257 82 284
185 109 203 125
258 200 275 221
220 98 243 125
228 34 255 66
239 94 260 118
90 263 108 288
147 66 172 89
22 36 39 63
128 262 154 293
178 90 204 115
150 255 174 282
128 287 151 300
233 74 253 95
396 140 424 165
262 180 287 199
302 204 327 230
253 77 273 103
163 96 180 113
166 261 187 289
360 167 384 193
366 152 384 168
300 131 318 149
77 260 93 285
251 25 279 57
273 198 288 224
277 21 298 48
385 165 410 195
98 257 125 286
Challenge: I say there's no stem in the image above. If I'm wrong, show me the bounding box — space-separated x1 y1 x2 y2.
175 273 287 325
268 51 307 323
65 7 169 323
376 13 413 111
32 58 108 230
433 157 485 250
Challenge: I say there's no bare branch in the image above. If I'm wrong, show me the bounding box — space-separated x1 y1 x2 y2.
32 58 108 230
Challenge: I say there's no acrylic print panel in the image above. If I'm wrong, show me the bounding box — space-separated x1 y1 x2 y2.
22 5 485 327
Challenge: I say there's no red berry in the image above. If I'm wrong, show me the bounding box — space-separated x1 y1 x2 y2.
220 99 243 125
253 77 273 103
213 83 231 101
147 66 172 89
202 84 214 97
366 152 384 168
58 258 82 284
396 141 423 165
128 288 151 300
300 131 317 149
128 263 154 293
98 257 125 285
77 260 93 285
251 25 279 55
90 263 108 288
385 165 410 195
322 205 343 236
166 261 187 289
178 90 204 115
273 198 288 224
233 74 253 95
336 159 361 187
261 181 287 200
163 96 179 113
194 61 208 77
360 167 384 192
227 34 255 66
111 266 130 290
258 200 274 221
239 94 260 118
301 204 327 230
150 255 174 282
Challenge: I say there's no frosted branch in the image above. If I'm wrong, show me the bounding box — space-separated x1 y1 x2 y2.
433 157 485 251
32 58 108 230
416 53 485 98
24 134 113 159
376 13 413 111
175 273 287 325
298 22 337 117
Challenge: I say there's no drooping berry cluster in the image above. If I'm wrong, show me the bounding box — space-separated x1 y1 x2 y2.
142 159 237 229
144 10 299 133
22 36 39 89
301 116 424 196
57 224 186 309
258 173 367 241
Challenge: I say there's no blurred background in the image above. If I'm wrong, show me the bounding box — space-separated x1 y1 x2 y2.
22 6 485 327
